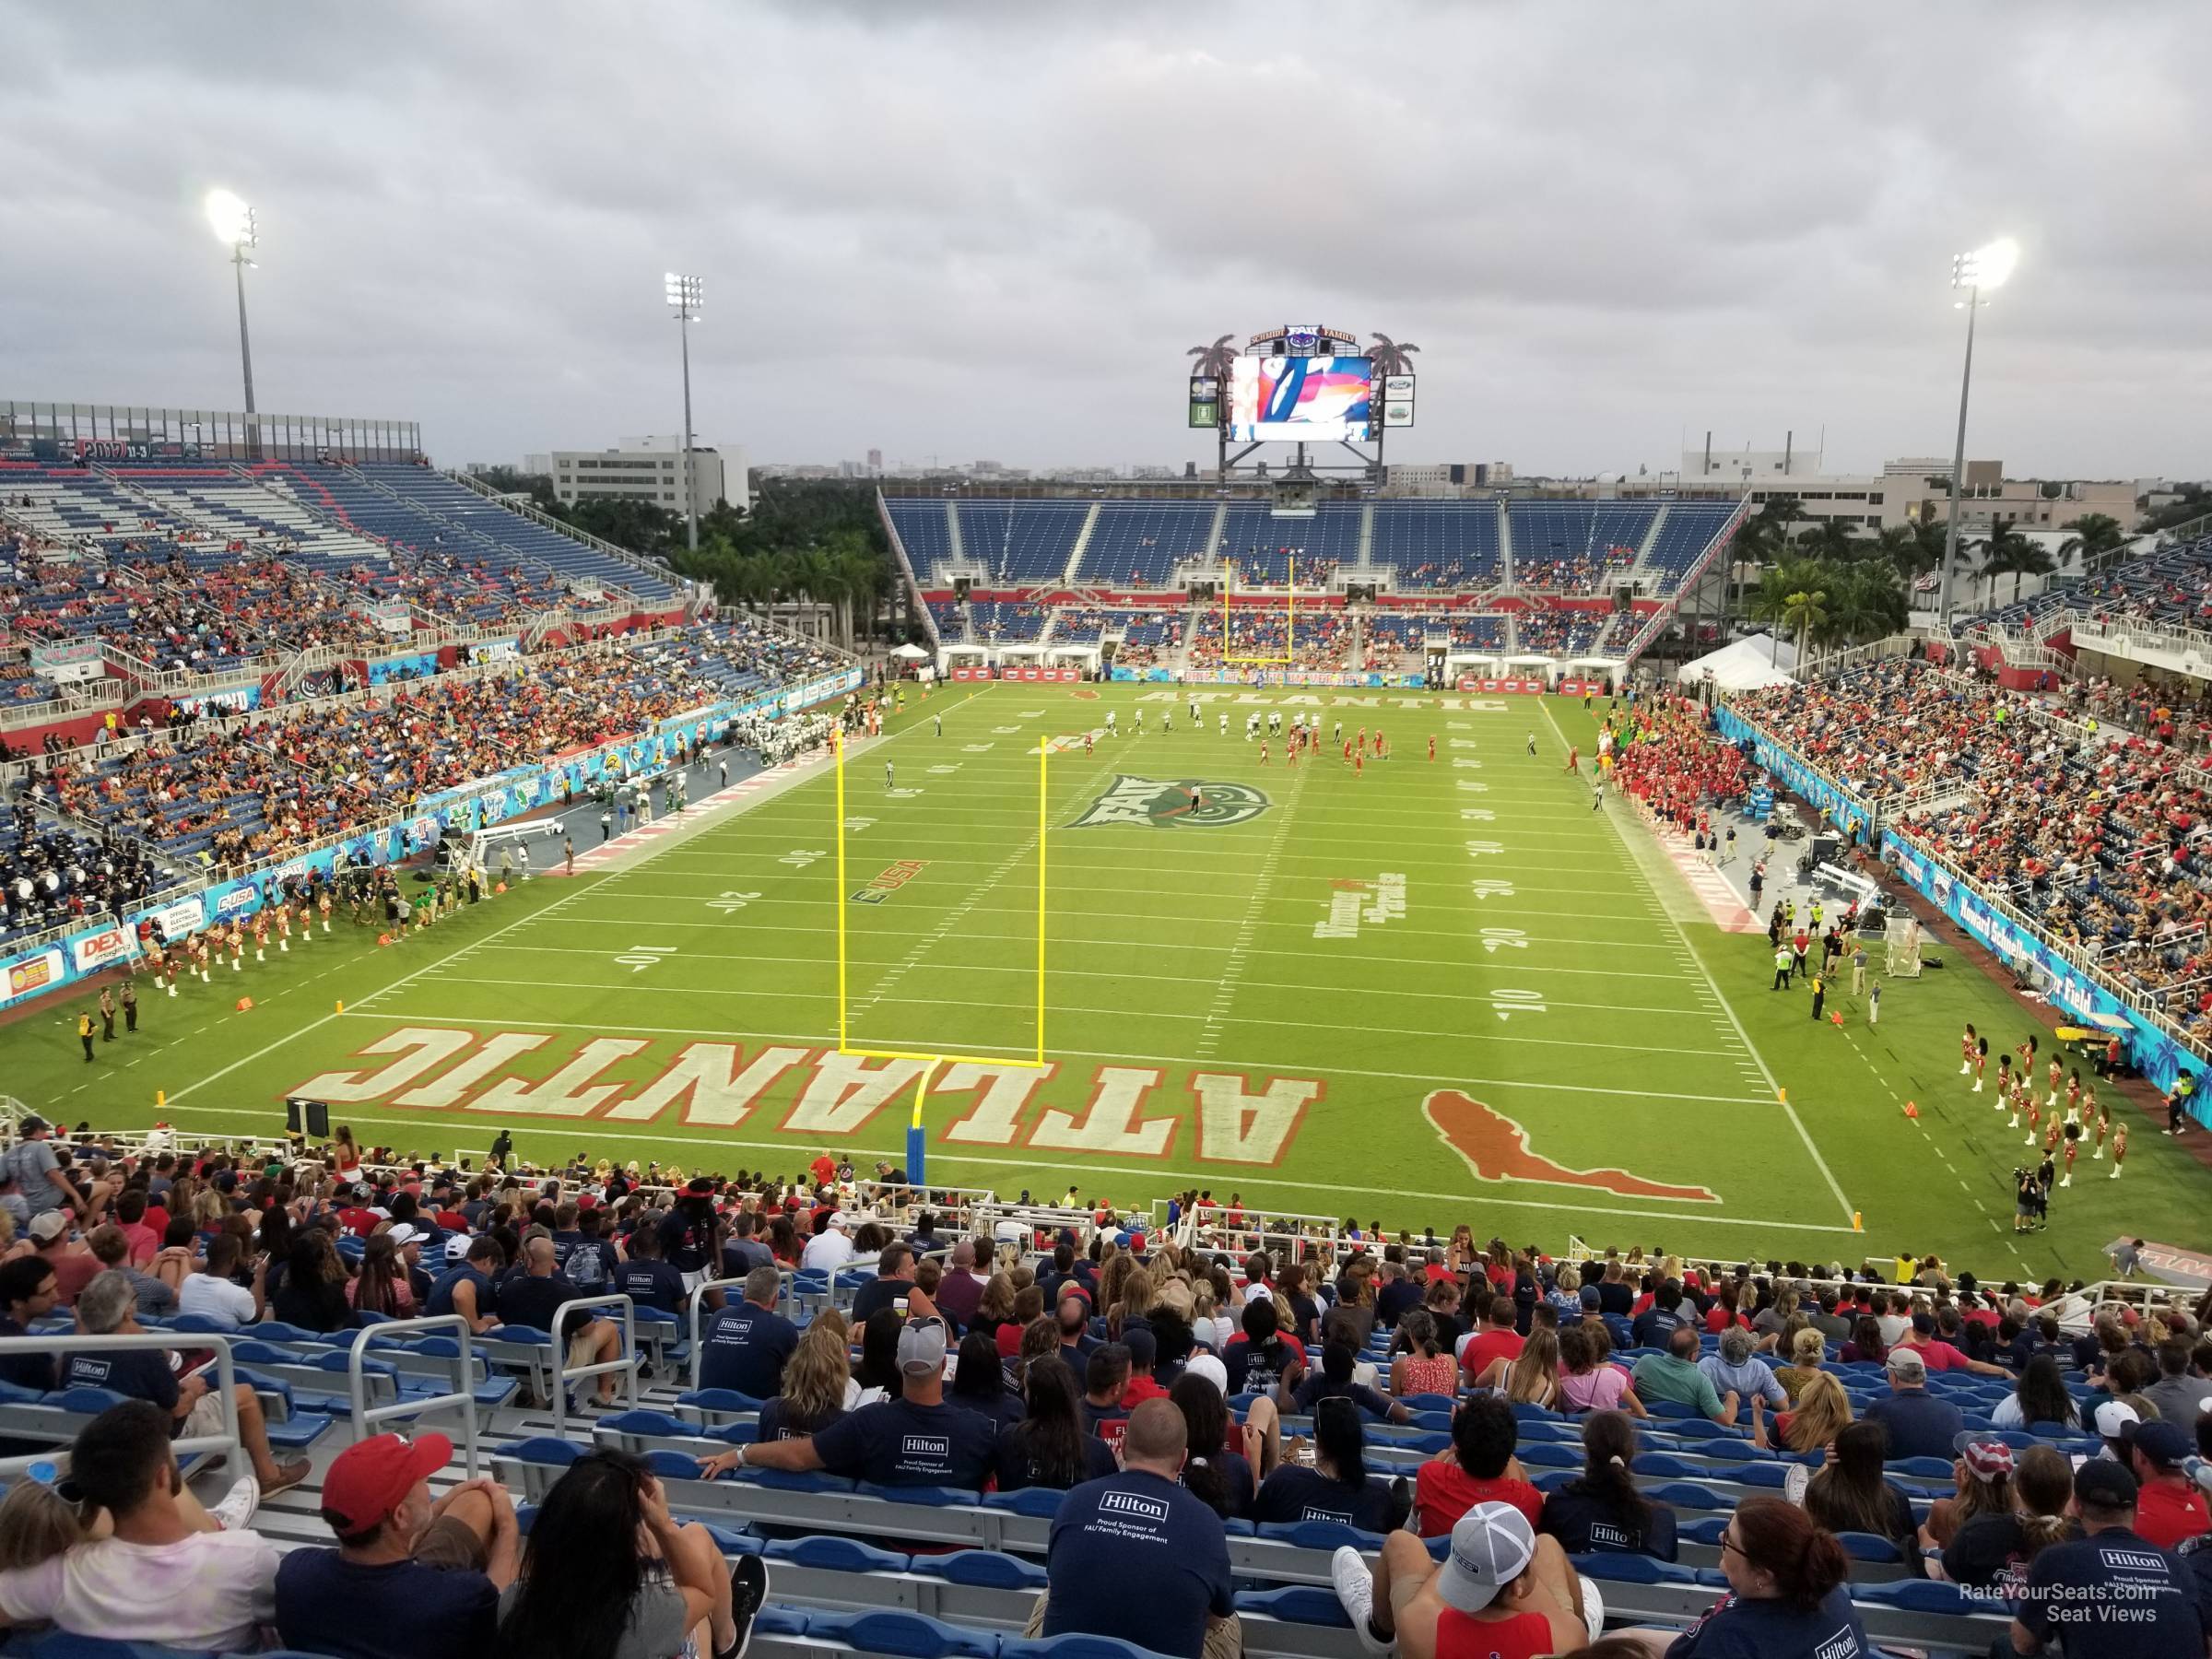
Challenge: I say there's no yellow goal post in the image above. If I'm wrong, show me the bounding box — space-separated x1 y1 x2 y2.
1223 551 1297 665
830 723 1050 1180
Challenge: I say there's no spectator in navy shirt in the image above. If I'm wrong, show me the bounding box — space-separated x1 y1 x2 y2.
1224 1297 1306 1399
1037 1398 1238 1659
1630 1277 1688 1349
2014 1458 2209 1659
276 1431 519 1659
850 1241 916 1325
609 1224 686 1316
720 1210 776 1278
424 1236 504 1335
494 1239 624 1409
1615 1496 1868 1659
65 1270 308 1496
1864 1348 1964 1462
1294 1340 1413 1423
700 1320 998 1490
1374 1257 1423 1331
997 1359 1117 1490
1253 1397 1403 1534
697 1266 798 1399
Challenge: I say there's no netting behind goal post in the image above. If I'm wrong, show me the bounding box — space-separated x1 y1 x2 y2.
1885 916 1924 978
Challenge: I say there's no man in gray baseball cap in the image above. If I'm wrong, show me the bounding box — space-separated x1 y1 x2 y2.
1330 1501 1591 1659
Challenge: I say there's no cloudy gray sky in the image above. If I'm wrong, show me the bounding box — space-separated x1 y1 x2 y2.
3 2 2205 479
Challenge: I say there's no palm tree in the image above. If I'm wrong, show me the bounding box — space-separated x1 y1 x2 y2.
1826 561 1906 646
1802 517 1865 565
1972 516 2053 606
1367 335 1421 377
1185 336 1237 380
1747 559 1824 664
2058 512 2128 576
1783 582 1830 664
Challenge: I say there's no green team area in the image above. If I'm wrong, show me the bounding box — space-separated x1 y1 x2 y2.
7 681 2202 1280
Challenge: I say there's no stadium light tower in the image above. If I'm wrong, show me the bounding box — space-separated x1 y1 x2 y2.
205 189 260 414
665 272 703 552
1935 237 2019 628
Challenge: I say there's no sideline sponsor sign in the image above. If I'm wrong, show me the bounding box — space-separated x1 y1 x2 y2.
68 925 133 974
1459 677 1545 695
4 948 65 1005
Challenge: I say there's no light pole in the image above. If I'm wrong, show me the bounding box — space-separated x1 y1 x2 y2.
665 273 703 552
205 190 260 414
1935 237 2018 629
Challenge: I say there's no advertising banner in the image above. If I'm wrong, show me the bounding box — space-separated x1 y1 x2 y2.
1555 677 1608 697
142 897 206 942
369 651 440 685
1459 677 1545 694
67 924 134 974
3 948 65 1006
29 640 106 685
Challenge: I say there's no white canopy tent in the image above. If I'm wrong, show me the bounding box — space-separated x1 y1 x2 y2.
1675 634 1798 692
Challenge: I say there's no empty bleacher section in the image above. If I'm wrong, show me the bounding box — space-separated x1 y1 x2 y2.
886 499 959 576
1967 529 2212 640
1076 501 1218 587
957 502 1090 585
1641 500 1739 594
1218 505 1359 587
1509 501 1646 593
355 464 677 602
1368 501 1502 589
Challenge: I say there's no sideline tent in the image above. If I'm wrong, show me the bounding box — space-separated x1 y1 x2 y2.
1676 634 1798 692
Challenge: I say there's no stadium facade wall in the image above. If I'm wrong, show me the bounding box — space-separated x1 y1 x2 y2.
0 666 861 1015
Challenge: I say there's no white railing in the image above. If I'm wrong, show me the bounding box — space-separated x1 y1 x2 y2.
0 1332 243 1478
545 1293 639 1442
347 1314 483 1475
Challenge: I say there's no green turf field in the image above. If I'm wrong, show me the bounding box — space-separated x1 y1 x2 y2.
7 682 2203 1281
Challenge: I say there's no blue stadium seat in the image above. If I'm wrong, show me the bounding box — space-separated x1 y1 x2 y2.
1001 1638 1177 1659
803 1609 1001 1658
1835 1531 1905 1564
984 1487 1070 1518
915 1550 1050 1590
1257 1520 1385 1550
1234 1586 1355 1626
1569 1553 1699 1585
765 1535 912 1573
1856 1580 1979 1614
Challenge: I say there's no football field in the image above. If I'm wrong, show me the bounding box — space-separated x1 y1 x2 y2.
9 681 2206 1279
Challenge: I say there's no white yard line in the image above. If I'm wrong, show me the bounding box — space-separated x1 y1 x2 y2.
1539 699 1858 1226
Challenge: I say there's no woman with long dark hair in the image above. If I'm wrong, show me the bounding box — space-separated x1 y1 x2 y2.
1838 1315 1886 1366
271 1228 351 1332
348 1231 415 1319
1253 1397 1401 1533
1539 1410 1677 1560
1804 1421 1921 1571
949 1329 1023 1429
994 1356 1114 1490
851 1307 903 1405
1993 1352 2078 1430
1169 1371 1257 1519
1929 1443 2077 1591
495 1448 759 1659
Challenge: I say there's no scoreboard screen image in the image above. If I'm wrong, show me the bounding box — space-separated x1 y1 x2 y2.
1228 355 1373 441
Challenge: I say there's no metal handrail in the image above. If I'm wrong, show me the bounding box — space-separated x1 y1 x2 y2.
687 1276 757 1389
347 1313 481 1476
0 1330 241 1478
547 1293 639 1441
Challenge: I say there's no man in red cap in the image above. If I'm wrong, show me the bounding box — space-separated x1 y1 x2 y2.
273 1430 520 1659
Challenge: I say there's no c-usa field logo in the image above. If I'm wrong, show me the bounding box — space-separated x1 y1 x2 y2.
1071 776 1270 830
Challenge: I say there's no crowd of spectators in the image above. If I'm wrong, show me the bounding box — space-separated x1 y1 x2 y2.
23 625 831 875
1514 607 1607 656
11 1123 2212 1656
1736 657 2212 1041
1611 698 1754 832
1186 607 1350 669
